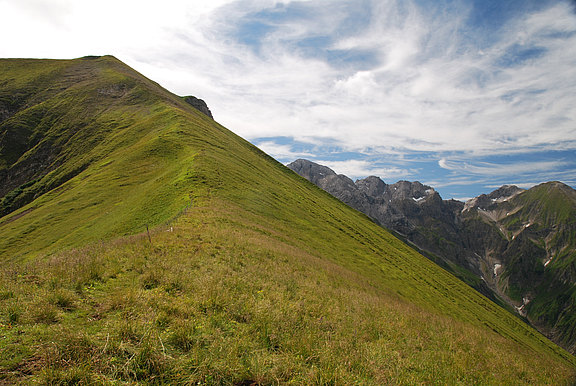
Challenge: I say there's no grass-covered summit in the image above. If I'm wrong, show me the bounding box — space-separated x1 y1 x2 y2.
0 56 214 258
0 56 574 384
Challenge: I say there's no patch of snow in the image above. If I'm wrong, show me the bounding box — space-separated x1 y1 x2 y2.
493 263 502 276
425 189 434 195
413 196 425 202
515 297 530 317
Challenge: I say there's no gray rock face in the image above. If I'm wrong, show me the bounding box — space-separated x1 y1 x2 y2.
288 158 336 185
356 175 386 197
183 96 213 119
463 184 524 212
288 159 460 246
289 159 372 213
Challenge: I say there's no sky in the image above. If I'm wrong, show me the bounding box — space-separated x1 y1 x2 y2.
1 0 575 200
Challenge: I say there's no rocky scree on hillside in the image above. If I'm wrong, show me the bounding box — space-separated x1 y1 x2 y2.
288 159 576 354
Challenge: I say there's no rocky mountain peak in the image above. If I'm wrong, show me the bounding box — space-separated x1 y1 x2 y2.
386 180 435 203
355 176 387 197
463 184 524 212
487 185 524 201
288 159 337 185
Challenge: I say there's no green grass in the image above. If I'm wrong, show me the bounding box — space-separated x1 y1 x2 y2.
1 201 575 383
0 56 212 259
0 56 575 383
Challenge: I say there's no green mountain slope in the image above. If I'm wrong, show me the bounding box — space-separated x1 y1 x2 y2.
0 57 574 383
0 56 214 259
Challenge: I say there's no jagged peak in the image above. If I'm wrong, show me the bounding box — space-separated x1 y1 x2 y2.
287 159 337 186
355 176 387 197
463 185 524 212
487 185 524 201
386 180 436 202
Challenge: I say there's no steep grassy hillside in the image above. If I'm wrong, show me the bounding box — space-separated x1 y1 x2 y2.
0 56 213 259
0 57 575 383
289 159 576 354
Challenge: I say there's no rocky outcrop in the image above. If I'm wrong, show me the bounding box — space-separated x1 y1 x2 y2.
183 96 213 119
288 159 465 269
288 159 576 353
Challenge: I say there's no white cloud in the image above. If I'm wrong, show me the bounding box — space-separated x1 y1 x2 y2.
438 158 569 176
3 0 574 157
190 1 575 157
255 141 315 159
315 159 412 181
0 0 232 58
1 0 575 197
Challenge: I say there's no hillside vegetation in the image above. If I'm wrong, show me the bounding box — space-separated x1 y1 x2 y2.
0 56 574 384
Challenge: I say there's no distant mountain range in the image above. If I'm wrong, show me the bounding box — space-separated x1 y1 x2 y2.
288 159 576 353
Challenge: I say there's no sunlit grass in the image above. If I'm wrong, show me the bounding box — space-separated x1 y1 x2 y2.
0 56 574 383
1 198 574 383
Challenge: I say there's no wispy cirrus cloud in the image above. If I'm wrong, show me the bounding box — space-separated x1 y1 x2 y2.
438 158 570 176
435 154 576 197
256 141 316 159
154 0 576 157
313 159 414 181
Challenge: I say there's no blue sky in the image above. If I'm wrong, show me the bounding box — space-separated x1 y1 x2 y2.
1 0 575 200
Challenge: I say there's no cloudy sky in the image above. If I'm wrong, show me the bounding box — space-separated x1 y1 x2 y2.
1 0 575 200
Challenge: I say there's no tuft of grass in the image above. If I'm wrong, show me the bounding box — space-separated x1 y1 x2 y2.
49 289 77 312
32 302 60 324
5 304 21 325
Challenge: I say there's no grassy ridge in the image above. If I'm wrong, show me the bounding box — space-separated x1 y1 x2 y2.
0 57 575 383
0 56 215 259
